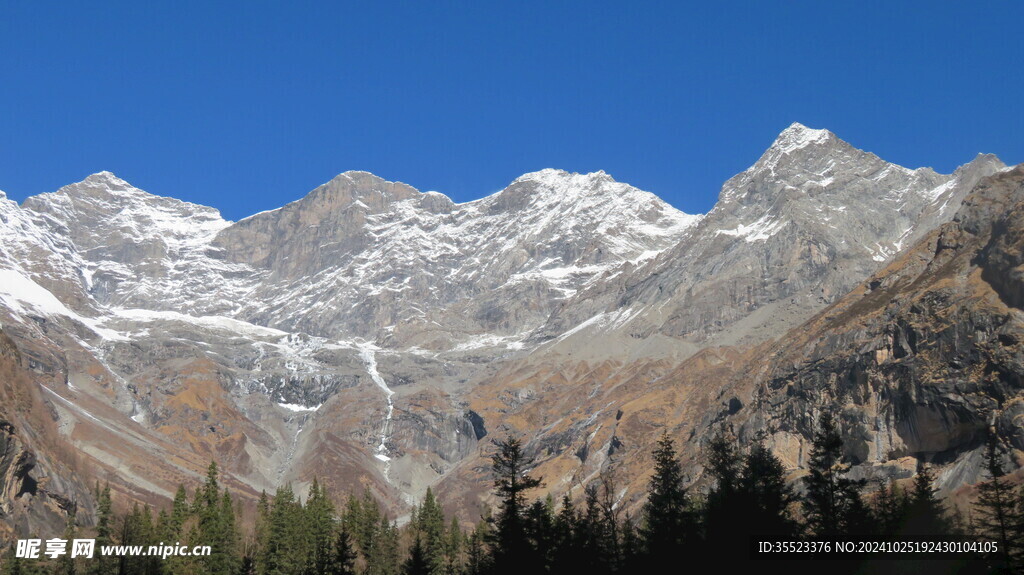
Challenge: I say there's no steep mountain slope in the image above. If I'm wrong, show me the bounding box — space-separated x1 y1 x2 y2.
533 124 1004 356
0 124 1013 535
438 165 1024 518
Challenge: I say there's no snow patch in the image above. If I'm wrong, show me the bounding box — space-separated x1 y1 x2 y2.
0 270 126 340
716 214 787 242
278 402 322 412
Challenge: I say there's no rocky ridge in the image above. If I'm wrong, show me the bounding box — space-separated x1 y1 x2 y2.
0 123 1015 534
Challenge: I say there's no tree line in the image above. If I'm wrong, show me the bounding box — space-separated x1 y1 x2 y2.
4 412 1024 574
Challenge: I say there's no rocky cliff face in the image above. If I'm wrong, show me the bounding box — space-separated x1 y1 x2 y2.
730 165 1024 490
438 165 1024 518
0 330 95 539
534 124 1004 352
0 124 1015 536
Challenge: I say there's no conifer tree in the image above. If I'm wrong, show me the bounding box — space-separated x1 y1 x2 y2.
117 503 146 575
54 508 78 575
579 485 613 575
403 535 430 575
331 523 358 575
974 431 1023 572
91 482 114 575
550 495 580 574
703 433 744 555
640 434 695 562
740 441 799 538
444 516 463 575
189 462 240 575
906 464 948 535
465 516 491 575
254 490 271 575
262 484 304 575
355 489 384 562
2 547 24 575
802 413 865 539
415 488 446 575
488 436 543 575
216 490 240 575
306 478 337 575
619 513 640 572
524 498 556 572
365 518 400 575
166 484 190 542
874 480 909 536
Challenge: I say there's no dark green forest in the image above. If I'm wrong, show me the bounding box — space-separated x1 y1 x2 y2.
5 413 1024 574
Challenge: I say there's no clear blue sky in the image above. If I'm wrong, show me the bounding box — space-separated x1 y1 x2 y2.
2 1 1021 220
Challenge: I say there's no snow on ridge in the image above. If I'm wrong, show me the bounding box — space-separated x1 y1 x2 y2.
277 402 322 412
716 213 788 243
775 122 832 154
0 269 83 318
109 307 287 338
0 269 125 340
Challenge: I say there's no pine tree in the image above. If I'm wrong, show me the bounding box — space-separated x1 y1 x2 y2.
216 490 240 575
2 547 24 575
524 498 556 573
189 462 240 575
874 480 908 537
618 513 640 572
365 518 400 575
740 441 799 538
444 517 463 575
415 488 446 575
488 436 543 575
802 413 865 539
639 434 695 562
465 516 491 575
253 490 271 575
353 489 383 562
306 478 337 575
117 503 147 575
973 431 1022 572
906 464 948 535
91 482 114 575
262 484 304 575
166 484 191 542
403 536 430 575
703 433 745 557
579 484 613 575
331 523 358 575
54 508 78 575
550 495 580 574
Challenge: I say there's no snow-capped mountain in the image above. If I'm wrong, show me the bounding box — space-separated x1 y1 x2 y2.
533 123 1004 352
0 123 1012 533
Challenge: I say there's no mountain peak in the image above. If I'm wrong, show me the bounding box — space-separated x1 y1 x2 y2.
81 170 133 190
513 168 617 187
770 122 834 154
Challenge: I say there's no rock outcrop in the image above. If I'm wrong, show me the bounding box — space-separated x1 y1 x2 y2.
0 124 1016 535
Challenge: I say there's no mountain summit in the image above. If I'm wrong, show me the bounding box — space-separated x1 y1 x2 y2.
0 124 1014 535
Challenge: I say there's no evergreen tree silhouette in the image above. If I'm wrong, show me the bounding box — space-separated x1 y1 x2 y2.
331 523 358 575
802 413 866 539
488 436 543 575
403 536 431 575
974 431 1023 572
639 434 696 568
741 441 800 538
906 464 949 535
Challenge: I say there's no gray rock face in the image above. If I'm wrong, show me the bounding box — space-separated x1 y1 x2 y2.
0 123 1013 533
535 124 1004 354
717 165 1024 492
212 169 698 347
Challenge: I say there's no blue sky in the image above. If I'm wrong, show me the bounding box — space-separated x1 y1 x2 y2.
1 1 1021 220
